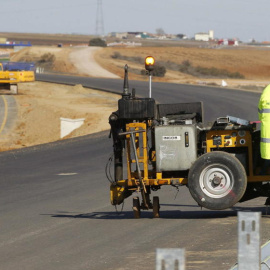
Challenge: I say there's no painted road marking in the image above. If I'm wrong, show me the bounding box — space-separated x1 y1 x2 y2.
0 95 8 134
56 173 78 176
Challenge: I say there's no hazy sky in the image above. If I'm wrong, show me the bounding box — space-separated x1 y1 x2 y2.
1 0 270 42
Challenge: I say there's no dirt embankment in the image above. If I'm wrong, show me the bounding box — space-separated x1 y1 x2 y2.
0 82 119 151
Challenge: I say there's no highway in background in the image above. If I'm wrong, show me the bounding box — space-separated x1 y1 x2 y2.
36 73 260 122
0 74 268 270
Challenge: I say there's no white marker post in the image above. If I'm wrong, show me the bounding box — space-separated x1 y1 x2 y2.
149 74 152 98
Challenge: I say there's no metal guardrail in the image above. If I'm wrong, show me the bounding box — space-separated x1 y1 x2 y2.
261 241 270 269
156 212 270 270
231 239 270 269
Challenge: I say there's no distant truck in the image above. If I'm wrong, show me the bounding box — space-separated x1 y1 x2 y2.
0 62 35 94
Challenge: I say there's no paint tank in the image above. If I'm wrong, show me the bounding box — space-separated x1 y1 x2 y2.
155 125 197 172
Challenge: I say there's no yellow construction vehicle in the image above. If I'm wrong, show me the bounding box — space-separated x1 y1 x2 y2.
0 62 35 94
108 57 270 218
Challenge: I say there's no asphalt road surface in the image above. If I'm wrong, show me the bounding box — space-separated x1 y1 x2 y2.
1 75 269 270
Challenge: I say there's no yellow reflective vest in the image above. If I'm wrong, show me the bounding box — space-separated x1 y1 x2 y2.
258 84 270 159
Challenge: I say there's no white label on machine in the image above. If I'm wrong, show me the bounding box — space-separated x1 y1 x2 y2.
162 136 181 141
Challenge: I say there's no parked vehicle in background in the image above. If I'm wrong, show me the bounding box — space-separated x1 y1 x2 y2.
0 62 35 94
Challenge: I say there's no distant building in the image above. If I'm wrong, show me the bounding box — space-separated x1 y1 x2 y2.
218 39 238 46
107 41 142 47
195 30 214 41
116 32 128 39
128 32 150 39
108 31 151 39
108 32 128 39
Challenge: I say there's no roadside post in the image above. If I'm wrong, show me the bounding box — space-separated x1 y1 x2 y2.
156 248 185 270
238 212 261 270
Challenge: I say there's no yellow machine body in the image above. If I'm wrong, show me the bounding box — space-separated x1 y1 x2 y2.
0 70 35 83
0 63 35 94
206 128 270 182
110 122 270 206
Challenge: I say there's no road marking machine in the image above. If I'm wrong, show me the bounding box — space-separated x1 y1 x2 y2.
108 57 270 218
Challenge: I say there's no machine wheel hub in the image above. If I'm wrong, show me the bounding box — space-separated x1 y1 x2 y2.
199 164 234 198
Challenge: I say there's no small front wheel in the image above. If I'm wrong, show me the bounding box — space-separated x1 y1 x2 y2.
188 151 247 210
133 197 141 218
153 196 160 218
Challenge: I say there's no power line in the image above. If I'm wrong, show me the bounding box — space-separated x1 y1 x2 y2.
95 0 104 36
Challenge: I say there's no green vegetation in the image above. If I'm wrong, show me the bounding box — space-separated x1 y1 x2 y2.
38 53 55 64
141 65 166 77
111 52 166 77
111 52 144 64
89 38 107 47
34 53 56 70
178 60 245 79
13 52 55 67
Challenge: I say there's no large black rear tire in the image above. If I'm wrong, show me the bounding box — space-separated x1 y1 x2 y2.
188 151 247 210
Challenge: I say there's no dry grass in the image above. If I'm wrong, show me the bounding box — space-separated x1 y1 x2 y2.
95 46 270 81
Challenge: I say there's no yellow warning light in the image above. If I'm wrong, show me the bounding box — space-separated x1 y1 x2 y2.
145 56 155 71
145 56 155 65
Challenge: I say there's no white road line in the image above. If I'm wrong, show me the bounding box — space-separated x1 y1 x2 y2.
56 173 78 176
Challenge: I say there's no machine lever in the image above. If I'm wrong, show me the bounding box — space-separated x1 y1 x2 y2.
119 129 148 209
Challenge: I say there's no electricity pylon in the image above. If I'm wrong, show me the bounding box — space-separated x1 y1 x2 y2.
95 0 104 36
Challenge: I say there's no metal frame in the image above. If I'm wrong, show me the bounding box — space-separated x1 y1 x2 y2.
110 122 270 207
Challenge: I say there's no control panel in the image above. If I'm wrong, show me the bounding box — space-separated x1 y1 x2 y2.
206 129 252 152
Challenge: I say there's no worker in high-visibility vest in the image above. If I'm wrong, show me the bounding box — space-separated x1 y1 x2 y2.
258 84 270 174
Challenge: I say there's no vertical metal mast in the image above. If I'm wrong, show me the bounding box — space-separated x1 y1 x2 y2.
95 0 104 36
